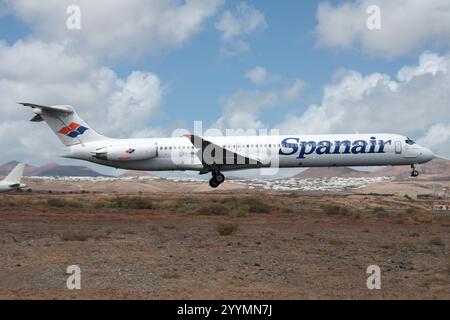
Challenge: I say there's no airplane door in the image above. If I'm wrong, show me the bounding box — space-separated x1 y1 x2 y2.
395 141 402 154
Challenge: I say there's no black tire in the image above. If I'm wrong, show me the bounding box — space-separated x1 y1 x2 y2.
411 170 419 177
215 173 225 183
209 178 219 188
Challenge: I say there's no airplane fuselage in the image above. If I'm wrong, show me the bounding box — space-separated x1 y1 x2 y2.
64 133 435 172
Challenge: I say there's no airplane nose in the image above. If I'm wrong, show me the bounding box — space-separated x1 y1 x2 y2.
423 147 435 161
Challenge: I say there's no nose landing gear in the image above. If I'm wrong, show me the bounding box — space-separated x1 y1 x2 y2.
209 170 225 188
411 164 419 177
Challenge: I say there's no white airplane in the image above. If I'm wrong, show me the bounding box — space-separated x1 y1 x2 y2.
20 103 435 188
0 163 26 193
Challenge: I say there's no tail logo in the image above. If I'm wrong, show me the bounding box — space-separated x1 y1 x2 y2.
58 123 89 138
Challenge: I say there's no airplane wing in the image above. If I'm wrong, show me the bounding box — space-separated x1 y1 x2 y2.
9 183 20 188
184 134 265 173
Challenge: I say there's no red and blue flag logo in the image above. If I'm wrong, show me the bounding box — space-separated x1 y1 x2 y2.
58 123 89 138
125 148 135 154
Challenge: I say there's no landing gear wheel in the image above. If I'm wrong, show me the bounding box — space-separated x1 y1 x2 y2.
411 170 419 177
215 173 225 183
209 178 219 188
209 171 225 188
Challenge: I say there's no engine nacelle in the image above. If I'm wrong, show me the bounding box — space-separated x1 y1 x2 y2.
92 145 157 162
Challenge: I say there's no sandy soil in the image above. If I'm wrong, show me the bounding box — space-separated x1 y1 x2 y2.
0 191 449 299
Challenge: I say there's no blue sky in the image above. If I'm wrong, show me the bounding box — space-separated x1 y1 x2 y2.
1 0 450 174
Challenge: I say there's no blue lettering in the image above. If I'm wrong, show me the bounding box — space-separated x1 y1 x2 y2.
279 137 299 156
351 140 367 154
316 141 331 155
369 136 377 153
378 139 391 153
298 141 316 159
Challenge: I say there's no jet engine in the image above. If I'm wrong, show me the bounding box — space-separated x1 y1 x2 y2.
92 145 157 161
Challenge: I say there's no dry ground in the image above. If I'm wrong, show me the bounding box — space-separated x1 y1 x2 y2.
0 191 449 299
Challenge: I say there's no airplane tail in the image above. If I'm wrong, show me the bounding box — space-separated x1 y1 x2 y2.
19 103 107 146
4 163 25 184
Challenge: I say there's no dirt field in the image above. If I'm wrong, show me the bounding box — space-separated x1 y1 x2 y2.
0 191 449 299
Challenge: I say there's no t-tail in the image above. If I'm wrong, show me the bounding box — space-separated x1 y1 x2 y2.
19 103 107 146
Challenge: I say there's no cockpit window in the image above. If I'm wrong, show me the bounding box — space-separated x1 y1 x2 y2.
405 137 415 145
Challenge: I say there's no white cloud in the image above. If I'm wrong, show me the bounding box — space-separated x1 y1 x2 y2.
0 39 165 164
5 0 224 59
216 2 267 56
315 0 450 57
216 2 267 41
213 80 303 130
417 123 450 157
219 40 250 57
276 51 450 157
244 66 280 85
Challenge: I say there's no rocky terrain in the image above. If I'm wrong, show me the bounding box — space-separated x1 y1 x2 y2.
0 191 449 299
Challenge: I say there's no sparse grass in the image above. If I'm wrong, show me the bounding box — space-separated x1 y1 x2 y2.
47 198 84 208
59 230 89 241
0 199 16 207
429 237 445 246
406 207 418 214
447 256 450 275
328 239 347 246
149 226 162 236
216 222 239 236
320 204 351 216
372 206 388 218
59 230 109 241
379 242 396 250
161 271 181 279
229 207 248 217
162 224 176 230
99 196 154 210
196 203 230 215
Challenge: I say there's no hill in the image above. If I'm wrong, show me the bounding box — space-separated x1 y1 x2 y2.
0 161 109 177
373 157 450 180
0 161 38 176
293 167 370 179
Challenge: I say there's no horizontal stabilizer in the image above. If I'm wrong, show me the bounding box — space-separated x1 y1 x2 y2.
18 102 74 114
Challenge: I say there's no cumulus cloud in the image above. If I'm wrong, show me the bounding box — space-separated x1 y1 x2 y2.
216 2 267 56
4 0 224 59
0 39 165 163
417 123 450 157
213 79 303 130
276 51 450 157
244 66 280 85
315 0 450 58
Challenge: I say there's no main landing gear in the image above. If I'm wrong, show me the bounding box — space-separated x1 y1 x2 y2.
411 164 419 177
209 170 225 188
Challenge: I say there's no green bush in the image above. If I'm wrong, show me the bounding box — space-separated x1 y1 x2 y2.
216 222 239 236
47 198 83 208
101 196 154 209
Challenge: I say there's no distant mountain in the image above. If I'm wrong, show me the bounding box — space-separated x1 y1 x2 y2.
293 167 370 179
373 157 450 180
31 163 109 177
0 161 109 177
119 170 152 178
0 161 38 176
